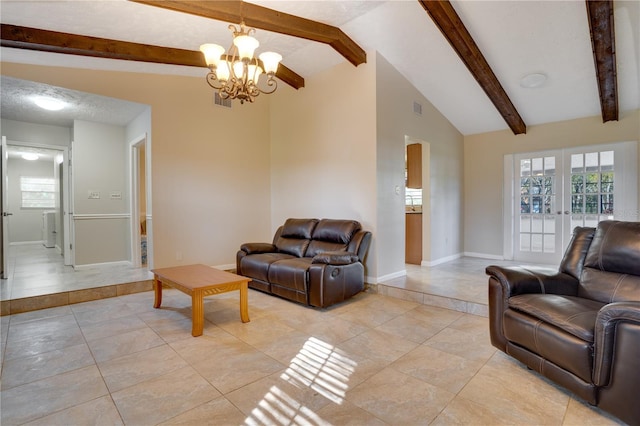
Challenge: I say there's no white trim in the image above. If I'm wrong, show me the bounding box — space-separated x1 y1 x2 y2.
73 213 130 220
10 240 45 246
503 154 514 260
464 251 504 260
73 260 132 270
422 252 462 267
372 269 407 284
212 263 236 271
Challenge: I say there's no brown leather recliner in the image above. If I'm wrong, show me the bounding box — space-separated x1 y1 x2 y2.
487 221 640 426
237 218 371 308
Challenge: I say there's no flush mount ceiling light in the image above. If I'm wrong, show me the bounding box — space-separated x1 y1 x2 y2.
22 153 39 161
520 73 548 89
200 22 282 104
33 96 66 111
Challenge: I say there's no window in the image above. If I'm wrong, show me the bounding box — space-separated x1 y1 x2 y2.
20 176 55 208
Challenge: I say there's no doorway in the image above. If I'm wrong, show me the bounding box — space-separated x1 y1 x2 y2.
1 140 71 279
129 133 152 269
404 137 430 266
506 141 638 264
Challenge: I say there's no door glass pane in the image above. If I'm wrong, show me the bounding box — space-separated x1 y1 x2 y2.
585 173 599 193
571 174 583 193
520 159 531 176
521 197 530 213
520 234 531 251
532 158 543 176
531 177 542 195
571 154 584 173
586 195 598 214
531 215 543 233
532 196 542 213
544 234 555 252
571 214 584 230
601 151 614 171
601 194 613 214
572 195 584 213
544 195 553 214
520 178 530 195
601 172 613 192
531 234 542 252
520 215 531 232
544 157 555 175
585 152 599 172
585 215 599 227
544 215 555 234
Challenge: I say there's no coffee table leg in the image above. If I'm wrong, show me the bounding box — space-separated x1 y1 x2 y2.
240 281 250 323
153 276 163 308
192 290 204 337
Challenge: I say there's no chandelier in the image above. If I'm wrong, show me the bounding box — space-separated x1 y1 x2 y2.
199 23 282 104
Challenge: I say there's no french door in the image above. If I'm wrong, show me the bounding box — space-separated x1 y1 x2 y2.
511 142 637 264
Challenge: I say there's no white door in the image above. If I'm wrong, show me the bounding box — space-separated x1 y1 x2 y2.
512 142 637 264
1 136 10 279
514 151 563 264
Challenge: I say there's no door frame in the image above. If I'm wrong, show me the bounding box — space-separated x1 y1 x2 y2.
1 139 71 268
129 132 152 269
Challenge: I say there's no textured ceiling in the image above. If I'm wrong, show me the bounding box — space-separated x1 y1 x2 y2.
1 0 639 135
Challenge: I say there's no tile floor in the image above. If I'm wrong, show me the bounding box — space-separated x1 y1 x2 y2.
1 244 153 301
0 282 624 425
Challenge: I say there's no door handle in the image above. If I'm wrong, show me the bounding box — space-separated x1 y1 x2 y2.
2 212 12 216
556 211 570 215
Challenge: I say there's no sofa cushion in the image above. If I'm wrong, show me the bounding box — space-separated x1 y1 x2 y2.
579 268 640 303
584 221 640 276
240 253 295 282
281 218 319 239
508 294 603 342
306 240 348 258
312 219 361 244
268 258 313 292
504 307 595 383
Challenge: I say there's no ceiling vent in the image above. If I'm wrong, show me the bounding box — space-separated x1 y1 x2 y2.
413 101 422 116
214 93 232 108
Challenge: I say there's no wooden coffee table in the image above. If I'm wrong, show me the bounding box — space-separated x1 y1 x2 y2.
152 264 250 337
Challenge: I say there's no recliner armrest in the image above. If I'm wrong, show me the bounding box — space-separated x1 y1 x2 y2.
486 265 578 298
312 251 359 265
240 243 277 255
593 301 640 386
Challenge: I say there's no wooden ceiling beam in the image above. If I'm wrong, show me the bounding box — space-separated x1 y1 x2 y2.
418 0 526 135
586 0 618 122
0 23 304 89
130 0 366 67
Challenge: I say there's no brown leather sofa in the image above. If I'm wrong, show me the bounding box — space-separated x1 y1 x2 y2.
236 218 371 308
486 221 640 425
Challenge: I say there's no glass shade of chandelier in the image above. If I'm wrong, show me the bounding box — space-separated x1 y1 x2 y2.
200 23 282 104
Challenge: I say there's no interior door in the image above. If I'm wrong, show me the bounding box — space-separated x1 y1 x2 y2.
514 150 563 264
1 136 10 279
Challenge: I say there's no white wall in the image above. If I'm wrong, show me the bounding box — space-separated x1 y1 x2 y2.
376 53 464 277
72 120 129 265
0 119 71 148
269 55 378 277
6 157 55 243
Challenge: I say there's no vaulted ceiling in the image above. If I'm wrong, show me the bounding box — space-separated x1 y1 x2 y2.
1 0 638 136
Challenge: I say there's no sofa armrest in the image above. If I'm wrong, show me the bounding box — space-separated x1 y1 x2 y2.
240 242 277 255
312 251 359 265
593 301 640 386
486 265 578 298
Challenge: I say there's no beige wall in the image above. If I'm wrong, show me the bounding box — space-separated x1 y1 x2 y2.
464 110 640 257
1 62 272 268
376 53 464 276
269 56 378 277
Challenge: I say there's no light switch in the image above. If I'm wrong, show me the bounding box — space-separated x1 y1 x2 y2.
88 191 100 199
110 191 122 200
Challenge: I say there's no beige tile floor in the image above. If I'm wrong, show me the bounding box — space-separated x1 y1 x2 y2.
1 244 153 301
0 281 624 425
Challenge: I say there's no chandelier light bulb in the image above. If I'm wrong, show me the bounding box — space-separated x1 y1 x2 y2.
199 43 225 68
259 52 282 74
233 35 259 60
217 61 230 81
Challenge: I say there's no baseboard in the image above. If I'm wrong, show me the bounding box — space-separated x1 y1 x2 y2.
422 252 462 267
213 263 236 272
371 269 407 284
74 260 132 270
9 241 45 246
463 252 505 260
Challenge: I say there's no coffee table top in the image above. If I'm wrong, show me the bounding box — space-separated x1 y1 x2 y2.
152 264 249 290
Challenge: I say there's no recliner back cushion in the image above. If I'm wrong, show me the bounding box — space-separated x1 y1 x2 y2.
579 221 640 302
306 219 361 258
274 218 319 258
560 226 595 280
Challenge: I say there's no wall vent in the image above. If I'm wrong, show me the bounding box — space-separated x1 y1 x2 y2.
214 92 232 108
413 101 423 116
